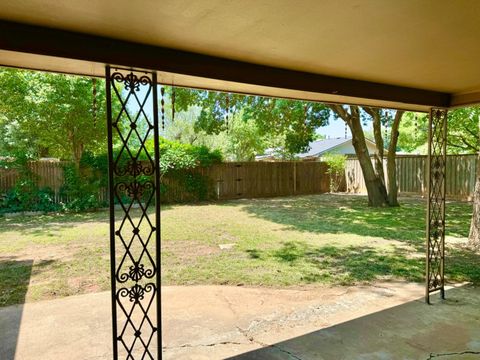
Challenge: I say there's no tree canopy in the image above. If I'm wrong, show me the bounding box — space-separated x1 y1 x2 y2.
446 107 480 154
173 88 330 156
396 108 480 155
0 69 107 165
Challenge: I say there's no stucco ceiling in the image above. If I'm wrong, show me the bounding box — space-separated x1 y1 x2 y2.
0 0 480 109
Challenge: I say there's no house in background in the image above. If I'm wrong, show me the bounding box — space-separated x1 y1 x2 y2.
256 137 382 161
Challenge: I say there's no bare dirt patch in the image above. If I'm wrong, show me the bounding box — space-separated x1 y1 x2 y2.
2 245 74 262
162 240 220 264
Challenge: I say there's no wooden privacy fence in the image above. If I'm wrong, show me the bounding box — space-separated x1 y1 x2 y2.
2 156 477 204
1 160 331 204
345 154 477 200
0 160 108 204
161 161 331 202
0 160 67 201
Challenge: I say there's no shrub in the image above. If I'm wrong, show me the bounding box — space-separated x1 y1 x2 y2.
154 138 223 173
0 154 61 213
0 180 60 214
60 154 108 212
151 138 223 202
323 153 346 193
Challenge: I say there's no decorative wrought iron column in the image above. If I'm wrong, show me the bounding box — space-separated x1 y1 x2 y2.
426 108 447 304
106 66 161 358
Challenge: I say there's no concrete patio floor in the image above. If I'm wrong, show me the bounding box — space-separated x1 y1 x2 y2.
0 282 479 359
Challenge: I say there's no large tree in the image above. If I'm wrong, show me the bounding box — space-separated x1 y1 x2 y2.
174 88 405 206
0 68 107 167
364 107 404 206
328 105 404 207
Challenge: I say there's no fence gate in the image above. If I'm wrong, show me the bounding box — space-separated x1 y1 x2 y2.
426 108 447 303
106 66 161 359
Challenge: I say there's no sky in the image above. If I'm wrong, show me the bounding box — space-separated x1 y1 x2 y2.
318 117 350 139
317 115 375 140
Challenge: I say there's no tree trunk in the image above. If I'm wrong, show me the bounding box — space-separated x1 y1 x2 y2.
73 142 84 170
68 129 83 170
366 108 386 186
328 104 389 206
350 120 388 206
386 111 404 207
347 107 388 206
468 152 480 249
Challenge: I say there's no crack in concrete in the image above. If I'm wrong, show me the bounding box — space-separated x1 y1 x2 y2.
427 350 480 359
219 291 239 318
162 340 247 350
236 325 256 343
269 344 304 360
236 326 304 360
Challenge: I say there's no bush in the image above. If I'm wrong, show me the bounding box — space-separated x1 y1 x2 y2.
323 153 346 193
153 138 222 202
154 138 223 173
0 182 60 214
60 154 108 212
0 155 61 214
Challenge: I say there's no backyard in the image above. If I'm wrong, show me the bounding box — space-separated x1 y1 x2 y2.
0 193 478 308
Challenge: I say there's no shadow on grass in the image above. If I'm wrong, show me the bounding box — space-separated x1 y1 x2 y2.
0 204 172 237
241 194 471 251
246 239 480 285
0 203 173 239
0 258 33 359
0 206 157 236
0 258 55 307
0 194 470 242
0 211 107 236
247 241 424 284
240 194 477 285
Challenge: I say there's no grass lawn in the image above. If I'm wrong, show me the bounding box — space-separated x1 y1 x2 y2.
0 194 478 307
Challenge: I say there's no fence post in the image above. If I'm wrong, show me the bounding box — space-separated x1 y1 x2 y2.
293 162 297 194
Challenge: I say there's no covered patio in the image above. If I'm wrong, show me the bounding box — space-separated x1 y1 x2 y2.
0 1 480 359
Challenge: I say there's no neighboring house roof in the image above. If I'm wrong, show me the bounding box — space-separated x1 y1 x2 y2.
297 138 349 158
256 137 381 160
255 153 276 160
297 137 380 158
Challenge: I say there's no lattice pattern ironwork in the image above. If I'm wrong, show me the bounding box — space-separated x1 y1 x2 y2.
426 108 447 303
106 66 161 358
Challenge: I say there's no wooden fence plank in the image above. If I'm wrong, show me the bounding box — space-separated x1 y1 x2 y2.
345 154 477 200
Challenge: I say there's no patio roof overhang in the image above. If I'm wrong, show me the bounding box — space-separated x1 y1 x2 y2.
0 1 479 112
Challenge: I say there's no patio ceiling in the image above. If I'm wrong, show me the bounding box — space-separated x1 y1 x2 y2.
0 0 479 111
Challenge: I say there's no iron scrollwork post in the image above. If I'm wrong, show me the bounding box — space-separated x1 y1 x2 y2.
426 108 447 304
106 66 161 358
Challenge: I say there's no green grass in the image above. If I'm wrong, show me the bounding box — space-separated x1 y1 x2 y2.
0 194 478 307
